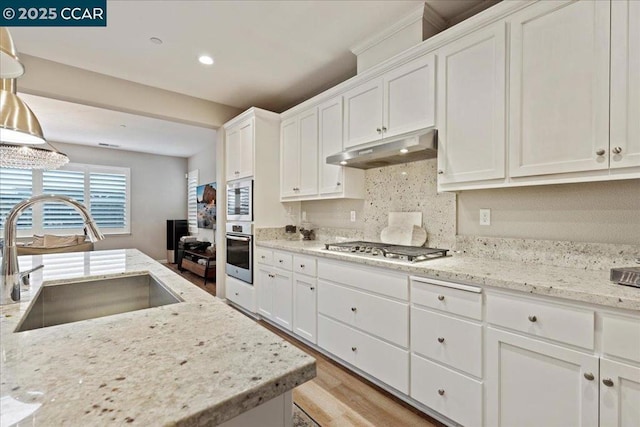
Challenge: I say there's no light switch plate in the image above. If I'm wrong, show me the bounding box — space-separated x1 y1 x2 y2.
350 211 356 222
480 208 491 226
302 211 307 221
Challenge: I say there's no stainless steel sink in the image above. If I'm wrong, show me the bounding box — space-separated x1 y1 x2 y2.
15 274 183 332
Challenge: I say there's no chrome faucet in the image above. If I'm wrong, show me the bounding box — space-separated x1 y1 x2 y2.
1 194 105 305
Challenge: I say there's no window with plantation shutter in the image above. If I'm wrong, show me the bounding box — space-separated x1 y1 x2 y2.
187 169 198 234
43 169 85 229
0 168 32 230
90 172 127 230
0 163 130 236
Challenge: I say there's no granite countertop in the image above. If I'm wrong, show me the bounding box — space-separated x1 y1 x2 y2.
256 240 640 312
0 249 315 426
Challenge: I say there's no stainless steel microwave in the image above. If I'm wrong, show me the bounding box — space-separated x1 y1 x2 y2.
226 179 252 221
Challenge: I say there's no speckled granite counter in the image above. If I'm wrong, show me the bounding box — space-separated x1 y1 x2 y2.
0 249 315 426
256 240 640 312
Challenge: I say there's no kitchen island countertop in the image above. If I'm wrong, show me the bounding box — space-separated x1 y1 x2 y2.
0 249 315 426
256 239 640 312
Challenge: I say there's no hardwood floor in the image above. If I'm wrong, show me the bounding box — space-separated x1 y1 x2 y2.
163 264 443 427
163 262 216 297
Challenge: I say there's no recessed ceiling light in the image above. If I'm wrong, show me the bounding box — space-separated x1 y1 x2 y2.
149 37 163 45
400 148 409 154
198 55 214 65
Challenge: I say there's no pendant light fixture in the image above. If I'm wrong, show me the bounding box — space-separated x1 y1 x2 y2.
0 27 69 170
0 27 24 78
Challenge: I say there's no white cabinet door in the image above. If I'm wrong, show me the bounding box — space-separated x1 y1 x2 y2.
437 22 506 186
280 117 299 198
318 96 344 195
383 54 435 139
600 358 640 427
272 269 293 331
225 126 241 181
343 78 383 149
293 274 317 344
237 118 254 179
297 109 318 196
486 328 599 427
256 267 273 319
508 0 610 178
610 0 640 170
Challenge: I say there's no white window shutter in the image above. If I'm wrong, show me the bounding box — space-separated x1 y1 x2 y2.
187 170 199 234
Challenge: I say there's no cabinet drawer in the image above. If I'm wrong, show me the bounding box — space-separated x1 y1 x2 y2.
602 313 640 363
411 307 482 377
255 248 273 266
318 259 408 300
411 277 482 320
486 293 594 349
226 276 256 313
272 251 293 270
318 315 409 394
411 353 482 427
293 255 317 276
318 280 409 347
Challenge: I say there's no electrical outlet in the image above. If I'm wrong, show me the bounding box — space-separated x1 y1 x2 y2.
350 211 356 222
479 208 491 226
302 211 307 221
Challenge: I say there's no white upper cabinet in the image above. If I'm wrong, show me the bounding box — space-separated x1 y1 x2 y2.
225 117 254 181
280 108 318 199
508 0 611 178
382 54 435 139
436 22 506 188
343 54 435 150
343 79 384 148
318 96 345 195
610 0 640 170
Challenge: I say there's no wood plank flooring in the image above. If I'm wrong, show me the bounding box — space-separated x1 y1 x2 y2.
162 263 443 427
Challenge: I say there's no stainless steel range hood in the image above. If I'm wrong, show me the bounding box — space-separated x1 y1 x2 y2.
326 127 437 170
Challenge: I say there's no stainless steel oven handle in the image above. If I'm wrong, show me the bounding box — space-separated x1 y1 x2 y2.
227 235 251 242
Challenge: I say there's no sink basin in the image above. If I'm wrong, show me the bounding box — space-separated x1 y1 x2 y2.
15 274 183 332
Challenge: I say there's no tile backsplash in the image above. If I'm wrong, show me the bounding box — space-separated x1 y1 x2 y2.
301 159 457 249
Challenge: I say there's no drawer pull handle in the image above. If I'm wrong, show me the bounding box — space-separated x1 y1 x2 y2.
351 346 357 352
437 389 445 396
300 264 305 268
351 307 357 312
584 373 595 381
602 378 614 387
528 315 537 322
261 255 265 259
235 292 239 296
437 295 445 301
437 337 445 344
279 259 283 263
310 287 315 291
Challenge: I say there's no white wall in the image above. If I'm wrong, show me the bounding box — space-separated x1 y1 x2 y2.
187 139 217 243
52 142 188 260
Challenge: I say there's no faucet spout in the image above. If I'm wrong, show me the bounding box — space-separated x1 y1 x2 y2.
1 194 105 305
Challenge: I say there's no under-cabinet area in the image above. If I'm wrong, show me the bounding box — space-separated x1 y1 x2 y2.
249 243 640 427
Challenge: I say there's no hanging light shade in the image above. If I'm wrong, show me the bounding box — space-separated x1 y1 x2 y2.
0 27 25 78
0 78 46 144
0 143 69 170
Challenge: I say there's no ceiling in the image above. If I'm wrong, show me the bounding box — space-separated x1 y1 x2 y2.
10 0 495 157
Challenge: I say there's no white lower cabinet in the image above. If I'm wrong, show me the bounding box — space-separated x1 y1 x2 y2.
293 273 317 344
318 314 409 394
257 264 293 331
411 354 482 427
226 275 256 313
486 327 599 427
600 358 640 427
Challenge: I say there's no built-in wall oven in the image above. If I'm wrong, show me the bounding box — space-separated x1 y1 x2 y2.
225 222 253 284
226 179 253 222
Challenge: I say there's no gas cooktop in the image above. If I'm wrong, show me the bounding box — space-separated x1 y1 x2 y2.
324 241 449 263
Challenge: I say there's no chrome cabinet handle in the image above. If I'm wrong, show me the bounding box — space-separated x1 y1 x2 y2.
437 295 445 301
612 147 623 154
310 287 315 291
437 337 445 343
596 149 606 156
351 346 357 352
261 255 266 259
438 389 445 396
584 373 595 381
381 126 387 132
528 315 537 323
351 307 357 312
336 182 341 186
602 378 614 387
300 264 305 268
376 128 382 134
278 259 283 263
235 292 239 296
438 170 444 175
